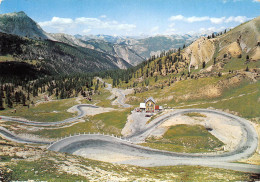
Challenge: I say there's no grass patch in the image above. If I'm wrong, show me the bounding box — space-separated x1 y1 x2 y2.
222 56 260 73
128 75 259 119
141 124 224 153
95 90 116 108
81 87 118 108
180 81 260 119
126 74 227 106
184 112 207 118
0 98 77 122
2 151 254 182
3 154 255 182
31 108 131 138
0 135 254 181
0 155 13 162
92 108 131 130
0 55 15 62
7 158 86 181
103 78 113 85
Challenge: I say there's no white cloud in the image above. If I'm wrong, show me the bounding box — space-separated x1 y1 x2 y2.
100 15 107 18
253 0 260 2
163 28 176 35
116 24 136 30
210 17 226 24
39 17 73 27
223 0 259 3
199 26 227 34
169 14 250 24
223 0 242 3
199 27 206 32
225 16 248 23
150 26 159 33
169 15 184 21
208 27 217 32
187 31 196 35
39 16 136 33
169 23 175 28
39 17 74 32
161 22 177 35
186 16 209 23
0 0 3 5
82 29 91 34
75 17 135 31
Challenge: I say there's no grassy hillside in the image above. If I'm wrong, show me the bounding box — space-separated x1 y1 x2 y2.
0 98 78 122
142 124 224 153
108 17 260 120
0 15 259 182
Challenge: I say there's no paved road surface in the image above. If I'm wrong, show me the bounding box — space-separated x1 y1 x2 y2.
0 126 50 144
46 108 259 173
47 133 259 173
98 77 131 108
0 95 259 173
0 104 98 126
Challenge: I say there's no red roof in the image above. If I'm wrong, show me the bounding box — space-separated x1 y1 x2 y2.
155 105 159 110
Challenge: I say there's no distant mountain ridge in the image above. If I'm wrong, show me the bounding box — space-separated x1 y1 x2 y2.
1 11 236 76
75 34 200 59
0 31 132 75
50 33 87 48
0 11 202 67
0 11 133 69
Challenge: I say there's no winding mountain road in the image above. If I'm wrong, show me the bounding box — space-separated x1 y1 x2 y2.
0 79 259 173
47 134 260 173
0 104 259 173
45 108 259 173
0 126 50 144
98 77 131 108
0 104 98 126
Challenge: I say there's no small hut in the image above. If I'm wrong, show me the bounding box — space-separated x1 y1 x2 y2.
145 97 155 112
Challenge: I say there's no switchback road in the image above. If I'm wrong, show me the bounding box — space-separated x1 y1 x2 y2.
0 103 258 173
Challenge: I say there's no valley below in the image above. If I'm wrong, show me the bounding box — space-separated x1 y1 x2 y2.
0 76 260 181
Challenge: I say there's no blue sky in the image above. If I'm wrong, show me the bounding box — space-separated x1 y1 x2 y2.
0 0 259 36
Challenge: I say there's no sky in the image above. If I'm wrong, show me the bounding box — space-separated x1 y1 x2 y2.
0 0 259 36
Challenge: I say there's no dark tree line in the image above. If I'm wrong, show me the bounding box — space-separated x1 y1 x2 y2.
0 73 95 110
207 29 228 39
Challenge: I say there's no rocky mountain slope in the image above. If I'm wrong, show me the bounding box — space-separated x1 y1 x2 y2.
129 35 198 58
183 16 260 70
0 12 144 66
50 33 87 48
74 34 138 43
50 33 144 66
60 32 197 66
112 16 260 98
76 34 199 59
0 32 131 75
81 39 145 66
0 11 55 40
0 11 200 67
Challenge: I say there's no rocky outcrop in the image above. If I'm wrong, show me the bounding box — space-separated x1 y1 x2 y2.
183 37 215 70
0 11 55 40
50 33 87 48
